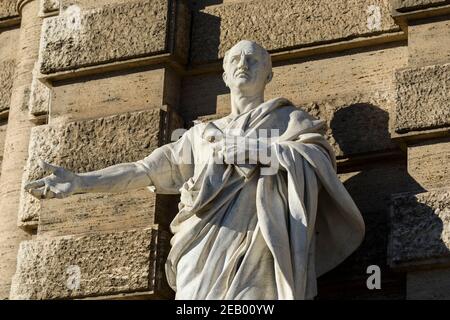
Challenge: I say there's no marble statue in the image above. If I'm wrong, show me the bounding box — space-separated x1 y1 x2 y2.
25 40 365 300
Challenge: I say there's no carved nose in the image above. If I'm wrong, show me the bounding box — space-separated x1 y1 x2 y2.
238 54 248 69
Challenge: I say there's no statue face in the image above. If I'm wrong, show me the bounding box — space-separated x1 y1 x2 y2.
223 41 272 95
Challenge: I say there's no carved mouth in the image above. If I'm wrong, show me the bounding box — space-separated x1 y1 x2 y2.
235 71 249 78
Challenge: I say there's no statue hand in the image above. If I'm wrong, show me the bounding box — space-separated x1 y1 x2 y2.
24 160 81 199
214 137 273 165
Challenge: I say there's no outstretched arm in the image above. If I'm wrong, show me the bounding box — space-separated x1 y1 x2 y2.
25 130 195 199
24 159 152 199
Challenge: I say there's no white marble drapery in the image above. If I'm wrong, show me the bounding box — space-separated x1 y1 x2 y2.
137 97 365 299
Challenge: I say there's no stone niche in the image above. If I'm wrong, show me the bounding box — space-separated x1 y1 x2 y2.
39 0 190 75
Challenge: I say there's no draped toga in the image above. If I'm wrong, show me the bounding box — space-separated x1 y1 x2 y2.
136 97 365 300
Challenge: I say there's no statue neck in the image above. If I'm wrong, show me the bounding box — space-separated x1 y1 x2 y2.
230 92 264 116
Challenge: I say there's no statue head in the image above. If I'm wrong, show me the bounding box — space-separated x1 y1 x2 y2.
222 40 273 96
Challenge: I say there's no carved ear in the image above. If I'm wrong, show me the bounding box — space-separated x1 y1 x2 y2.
266 71 273 84
222 72 229 87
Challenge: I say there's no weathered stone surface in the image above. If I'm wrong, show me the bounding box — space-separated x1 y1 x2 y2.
0 0 18 21
0 121 6 170
10 227 172 299
389 188 450 269
392 0 450 12
19 109 165 225
0 60 15 113
184 45 407 157
407 268 450 299
38 189 157 237
40 0 60 15
29 64 50 116
0 26 19 63
50 67 167 123
61 0 137 10
409 18 450 68
394 63 450 133
40 0 169 74
0 0 41 299
191 0 399 64
408 137 450 189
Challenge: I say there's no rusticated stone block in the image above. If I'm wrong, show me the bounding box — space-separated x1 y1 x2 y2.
29 64 50 116
10 227 172 299
395 63 450 134
389 188 450 269
0 0 18 21
191 0 399 64
40 0 189 74
19 109 166 225
408 137 450 189
0 59 15 113
392 0 450 12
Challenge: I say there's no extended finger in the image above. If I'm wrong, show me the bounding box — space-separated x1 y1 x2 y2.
24 178 45 191
43 184 50 198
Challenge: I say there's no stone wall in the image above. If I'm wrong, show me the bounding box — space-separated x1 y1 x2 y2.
0 0 449 300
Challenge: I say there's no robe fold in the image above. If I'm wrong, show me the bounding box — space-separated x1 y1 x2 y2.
136 97 365 300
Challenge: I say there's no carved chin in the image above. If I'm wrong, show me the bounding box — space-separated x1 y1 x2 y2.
233 77 253 88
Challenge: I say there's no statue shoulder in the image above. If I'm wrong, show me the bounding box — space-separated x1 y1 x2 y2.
269 104 311 124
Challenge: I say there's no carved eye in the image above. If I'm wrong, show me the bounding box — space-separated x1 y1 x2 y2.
248 57 257 65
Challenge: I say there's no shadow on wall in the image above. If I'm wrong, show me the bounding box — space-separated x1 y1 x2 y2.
316 103 449 299
330 103 393 156
190 11 221 66
181 73 229 126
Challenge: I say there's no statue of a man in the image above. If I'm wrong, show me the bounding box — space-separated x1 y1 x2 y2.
25 40 365 300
